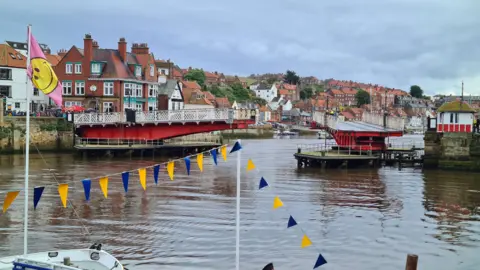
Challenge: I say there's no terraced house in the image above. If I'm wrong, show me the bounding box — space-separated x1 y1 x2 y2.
54 34 159 112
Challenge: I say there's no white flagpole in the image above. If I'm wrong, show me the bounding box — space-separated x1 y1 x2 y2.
235 139 241 270
23 24 32 256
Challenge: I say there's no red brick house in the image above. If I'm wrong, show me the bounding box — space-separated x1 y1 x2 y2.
54 34 159 112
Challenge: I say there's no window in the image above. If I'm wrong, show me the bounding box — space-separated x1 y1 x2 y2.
149 64 154 76
65 101 82 107
75 81 85 95
103 102 113 113
124 83 132 96
17 54 22 60
15 102 20 109
74 63 82 74
148 84 157 97
104 82 114 96
135 66 142 77
0 85 11 97
148 101 156 111
33 88 39 96
9 53 16 59
66 63 73 74
62 81 72 95
91 63 101 73
136 84 143 97
0 68 12 80
135 103 143 111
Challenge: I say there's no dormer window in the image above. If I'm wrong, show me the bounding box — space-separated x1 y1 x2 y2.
91 63 101 74
135 66 142 77
149 64 154 76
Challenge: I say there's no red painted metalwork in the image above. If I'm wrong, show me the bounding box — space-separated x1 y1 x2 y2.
77 120 252 140
313 121 403 151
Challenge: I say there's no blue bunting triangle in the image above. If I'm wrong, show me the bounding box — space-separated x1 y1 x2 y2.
211 149 218 165
33 186 44 210
153 165 160 185
122 172 129 193
259 177 269 189
313 254 327 268
184 157 191 175
230 141 242 153
81 179 91 201
287 215 297 228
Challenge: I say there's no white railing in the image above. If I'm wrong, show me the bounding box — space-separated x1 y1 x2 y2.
74 108 252 125
362 112 405 130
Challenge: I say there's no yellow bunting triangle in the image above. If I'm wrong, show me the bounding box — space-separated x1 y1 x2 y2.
246 159 255 171
197 153 204 172
167 161 175 181
301 234 312 248
220 145 227 161
99 177 108 198
138 168 147 190
3 191 20 213
58 184 69 208
273 196 284 209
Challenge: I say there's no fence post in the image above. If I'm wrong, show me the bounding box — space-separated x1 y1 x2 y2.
405 254 418 270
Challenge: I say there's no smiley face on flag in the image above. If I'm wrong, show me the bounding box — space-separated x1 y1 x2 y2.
30 57 58 95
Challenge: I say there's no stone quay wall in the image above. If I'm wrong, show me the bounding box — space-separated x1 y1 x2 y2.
0 117 74 154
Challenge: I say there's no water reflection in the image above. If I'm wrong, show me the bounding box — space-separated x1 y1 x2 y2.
0 138 479 270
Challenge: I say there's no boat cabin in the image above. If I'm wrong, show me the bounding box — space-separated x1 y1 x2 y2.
436 100 475 133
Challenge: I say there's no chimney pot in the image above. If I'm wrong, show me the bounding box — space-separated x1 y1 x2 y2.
85 33 92 39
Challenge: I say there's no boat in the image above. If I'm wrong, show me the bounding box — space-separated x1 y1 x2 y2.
317 130 333 139
0 25 125 270
274 129 299 136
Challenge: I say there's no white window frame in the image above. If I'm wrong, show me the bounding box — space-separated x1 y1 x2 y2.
65 64 73 74
74 63 82 74
135 66 142 77
103 102 113 113
91 63 101 73
104 82 114 96
148 84 157 97
75 81 85 95
136 84 143 97
124 83 133 96
135 103 143 111
65 101 82 107
148 101 157 111
62 81 72 95
149 64 154 77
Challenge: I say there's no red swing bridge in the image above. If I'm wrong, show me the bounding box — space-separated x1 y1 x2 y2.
72 108 254 141
310 111 404 151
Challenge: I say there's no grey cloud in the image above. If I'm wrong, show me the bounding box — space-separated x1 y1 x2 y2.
2 0 480 94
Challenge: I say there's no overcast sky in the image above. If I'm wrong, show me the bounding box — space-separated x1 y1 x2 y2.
2 0 480 95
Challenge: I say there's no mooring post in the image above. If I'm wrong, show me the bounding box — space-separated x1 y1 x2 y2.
405 254 418 270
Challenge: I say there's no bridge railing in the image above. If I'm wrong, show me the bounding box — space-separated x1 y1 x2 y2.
73 108 252 125
362 112 405 130
297 143 375 156
312 111 344 129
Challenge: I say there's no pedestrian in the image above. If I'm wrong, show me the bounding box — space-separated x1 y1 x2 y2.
476 118 479 133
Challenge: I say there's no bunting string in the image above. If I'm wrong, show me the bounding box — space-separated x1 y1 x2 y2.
0 144 229 214
235 141 328 269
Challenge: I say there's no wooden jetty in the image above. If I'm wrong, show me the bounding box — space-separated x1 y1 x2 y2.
295 143 424 169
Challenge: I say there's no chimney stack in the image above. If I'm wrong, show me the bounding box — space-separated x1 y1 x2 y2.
131 43 149 55
92 40 99 49
83 33 93 75
58 49 68 58
118 37 127 62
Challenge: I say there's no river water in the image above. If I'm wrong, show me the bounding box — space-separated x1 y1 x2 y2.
0 136 479 270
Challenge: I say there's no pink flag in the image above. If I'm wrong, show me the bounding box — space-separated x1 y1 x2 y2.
27 28 62 106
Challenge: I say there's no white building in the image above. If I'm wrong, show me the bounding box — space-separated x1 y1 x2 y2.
253 83 277 102
436 100 475 133
158 80 184 111
0 44 49 113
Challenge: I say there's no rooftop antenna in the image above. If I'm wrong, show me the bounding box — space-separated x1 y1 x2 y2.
461 80 464 110
461 80 464 102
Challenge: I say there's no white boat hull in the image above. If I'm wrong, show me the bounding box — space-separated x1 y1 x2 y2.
0 248 124 270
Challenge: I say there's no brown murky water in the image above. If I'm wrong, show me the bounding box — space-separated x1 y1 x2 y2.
0 136 479 270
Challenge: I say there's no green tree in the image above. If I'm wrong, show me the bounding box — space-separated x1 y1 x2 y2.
266 77 277 84
313 84 324 93
231 83 251 102
284 70 300 85
410 85 423 98
300 87 313 100
355 90 370 106
251 97 267 106
184 69 206 86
